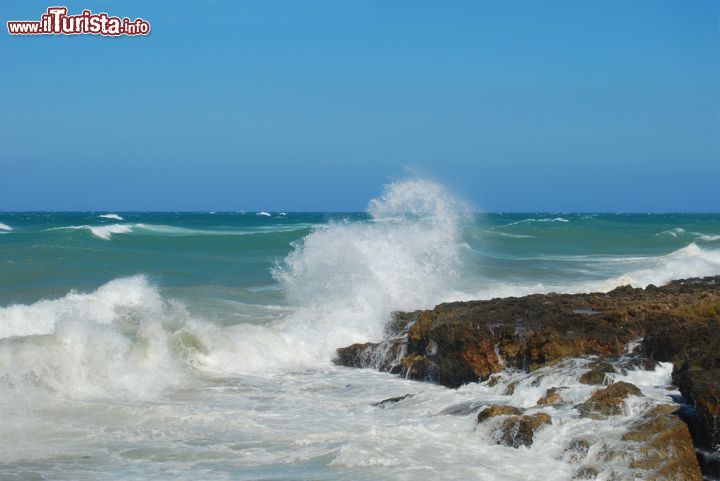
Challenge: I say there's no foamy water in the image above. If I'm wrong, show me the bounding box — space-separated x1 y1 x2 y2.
1 181 719 479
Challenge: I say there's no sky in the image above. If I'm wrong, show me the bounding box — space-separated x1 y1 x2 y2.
1 0 719 212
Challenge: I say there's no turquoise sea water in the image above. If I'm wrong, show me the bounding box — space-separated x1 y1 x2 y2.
2 210 719 307
1 180 719 480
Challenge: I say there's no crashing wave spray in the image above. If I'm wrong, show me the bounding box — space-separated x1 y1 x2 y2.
196 179 469 373
0 179 470 397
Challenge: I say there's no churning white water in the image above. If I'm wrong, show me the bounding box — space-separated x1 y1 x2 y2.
1 180 719 479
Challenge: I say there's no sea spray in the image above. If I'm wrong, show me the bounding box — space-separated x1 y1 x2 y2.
0 276 191 398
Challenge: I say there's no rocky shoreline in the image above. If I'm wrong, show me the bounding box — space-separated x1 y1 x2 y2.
336 276 720 479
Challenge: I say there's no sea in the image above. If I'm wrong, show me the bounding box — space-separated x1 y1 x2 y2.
1 179 719 480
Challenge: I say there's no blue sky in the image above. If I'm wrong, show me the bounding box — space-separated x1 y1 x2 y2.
1 1 718 212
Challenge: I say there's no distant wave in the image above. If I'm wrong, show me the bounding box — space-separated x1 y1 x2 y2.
484 231 535 239
656 227 720 243
502 217 570 227
462 242 720 301
98 213 124 221
47 224 132 240
0 222 12 231
697 234 720 242
46 223 311 240
257 211 271 217
656 227 685 238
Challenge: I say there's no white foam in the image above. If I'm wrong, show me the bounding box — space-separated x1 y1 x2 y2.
503 217 569 227
458 242 720 301
48 224 133 240
98 213 124 221
657 227 685 238
0 276 191 399
697 234 720 242
257 211 271 217
0 222 13 231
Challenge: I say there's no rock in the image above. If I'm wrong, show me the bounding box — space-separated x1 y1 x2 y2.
579 361 615 385
440 400 486 416
477 404 522 423
572 466 599 480
494 413 552 448
334 276 720 477
537 387 563 406
504 380 518 396
622 404 702 481
337 276 720 388
562 436 596 464
372 394 413 408
578 381 643 418
642 303 720 466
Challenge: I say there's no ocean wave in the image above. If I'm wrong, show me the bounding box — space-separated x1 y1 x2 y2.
46 223 311 240
656 227 685 238
257 211 271 217
0 179 468 397
697 234 720 242
461 243 720 301
48 224 134 240
656 228 720 243
98 213 124 221
0 276 193 398
502 217 570 227
484 231 535 239
0 222 13 231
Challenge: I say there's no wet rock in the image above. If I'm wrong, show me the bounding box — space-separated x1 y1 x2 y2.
578 381 643 418
537 387 563 406
476 404 522 423
372 394 413 408
494 413 552 448
622 404 702 481
572 466 599 480
504 380 518 396
440 400 486 416
335 276 720 477
337 276 720 388
642 302 720 463
579 361 615 385
563 436 596 464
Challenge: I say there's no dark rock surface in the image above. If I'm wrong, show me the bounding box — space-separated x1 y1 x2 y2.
371 394 413 408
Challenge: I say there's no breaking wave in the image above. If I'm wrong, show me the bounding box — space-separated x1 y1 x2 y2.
0 179 469 398
98 213 124 220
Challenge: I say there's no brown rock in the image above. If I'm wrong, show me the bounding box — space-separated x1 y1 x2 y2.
337 277 720 388
495 413 552 448
572 466 599 480
622 404 702 481
476 404 522 423
579 361 615 385
578 381 643 418
537 387 563 406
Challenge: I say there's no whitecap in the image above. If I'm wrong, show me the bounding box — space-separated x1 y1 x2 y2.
98 213 123 221
0 222 13 231
502 217 570 227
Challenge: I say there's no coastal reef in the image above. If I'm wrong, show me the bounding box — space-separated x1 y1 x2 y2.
337 276 720 478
